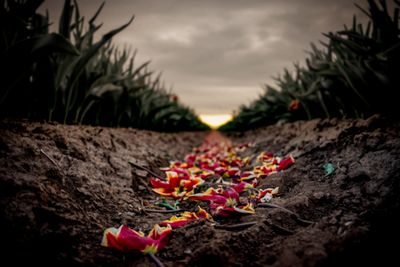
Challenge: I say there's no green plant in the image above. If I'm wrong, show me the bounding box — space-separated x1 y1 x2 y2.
221 0 400 131
0 0 207 131
0 0 79 117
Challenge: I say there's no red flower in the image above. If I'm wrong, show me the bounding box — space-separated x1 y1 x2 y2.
170 94 179 102
288 99 300 111
102 224 172 254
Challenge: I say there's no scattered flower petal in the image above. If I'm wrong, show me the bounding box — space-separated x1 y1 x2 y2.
102 224 172 254
160 207 212 228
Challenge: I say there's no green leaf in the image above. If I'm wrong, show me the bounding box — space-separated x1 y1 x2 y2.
63 15 134 122
324 163 335 176
59 0 73 39
30 33 79 55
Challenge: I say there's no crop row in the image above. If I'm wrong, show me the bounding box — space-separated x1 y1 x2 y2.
0 0 208 131
221 0 400 131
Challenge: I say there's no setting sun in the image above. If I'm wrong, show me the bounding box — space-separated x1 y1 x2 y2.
199 114 233 129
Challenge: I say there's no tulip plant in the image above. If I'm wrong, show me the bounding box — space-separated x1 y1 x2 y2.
220 0 400 131
102 139 295 258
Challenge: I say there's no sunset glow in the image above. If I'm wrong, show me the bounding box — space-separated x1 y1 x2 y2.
199 114 233 129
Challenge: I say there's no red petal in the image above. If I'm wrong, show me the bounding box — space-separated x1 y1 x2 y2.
150 178 171 189
102 225 156 253
278 155 295 171
160 219 191 228
221 187 240 202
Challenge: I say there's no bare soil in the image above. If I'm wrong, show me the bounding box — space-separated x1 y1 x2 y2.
1 115 399 267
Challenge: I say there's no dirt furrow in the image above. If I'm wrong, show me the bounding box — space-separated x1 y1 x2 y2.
1 116 399 266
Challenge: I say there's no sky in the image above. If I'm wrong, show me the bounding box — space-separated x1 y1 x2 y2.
39 0 367 115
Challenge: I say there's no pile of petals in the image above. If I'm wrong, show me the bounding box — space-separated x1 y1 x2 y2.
150 141 295 217
190 187 255 217
102 139 295 255
150 170 203 199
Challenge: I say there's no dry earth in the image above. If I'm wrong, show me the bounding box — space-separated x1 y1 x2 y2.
0 115 399 266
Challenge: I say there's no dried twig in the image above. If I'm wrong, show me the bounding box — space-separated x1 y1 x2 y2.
40 149 60 170
144 208 182 213
263 219 294 235
214 221 257 231
147 253 165 267
138 199 149 214
257 203 296 214
257 203 314 225
293 216 314 226
128 161 164 179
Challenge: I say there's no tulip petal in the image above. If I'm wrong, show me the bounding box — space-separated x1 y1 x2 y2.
277 155 295 171
233 203 255 214
101 224 172 254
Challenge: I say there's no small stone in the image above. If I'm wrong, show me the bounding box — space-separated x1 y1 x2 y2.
329 217 337 225
337 227 344 235
124 212 135 217
312 192 325 200
344 221 353 227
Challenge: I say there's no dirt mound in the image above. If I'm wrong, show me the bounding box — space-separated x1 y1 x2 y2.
1 116 399 266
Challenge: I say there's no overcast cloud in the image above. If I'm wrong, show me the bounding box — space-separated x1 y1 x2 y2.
39 0 367 114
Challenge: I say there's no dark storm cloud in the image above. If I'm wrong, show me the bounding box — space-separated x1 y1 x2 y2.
39 0 367 114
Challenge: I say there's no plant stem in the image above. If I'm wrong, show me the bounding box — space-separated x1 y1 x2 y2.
144 208 182 213
128 161 164 179
40 149 60 170
214 221 257 231
257 203 314 225
257 203 296 214
147 253 165 267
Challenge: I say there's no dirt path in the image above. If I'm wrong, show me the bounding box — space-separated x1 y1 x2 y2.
1 116 400 266
204 130 232 145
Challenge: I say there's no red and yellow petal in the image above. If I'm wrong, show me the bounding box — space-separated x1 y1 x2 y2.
258 187 279 202
160 207 212 228
195 206 212 220
152 187 173 196
150 178 172 189
221 187 240 202
102 225 163 253
277 155 295 171
233 203 255 214
160 212 194 228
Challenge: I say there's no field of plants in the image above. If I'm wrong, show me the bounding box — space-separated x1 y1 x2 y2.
2 0 398 132
221 0 400 131
0 0 207 132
